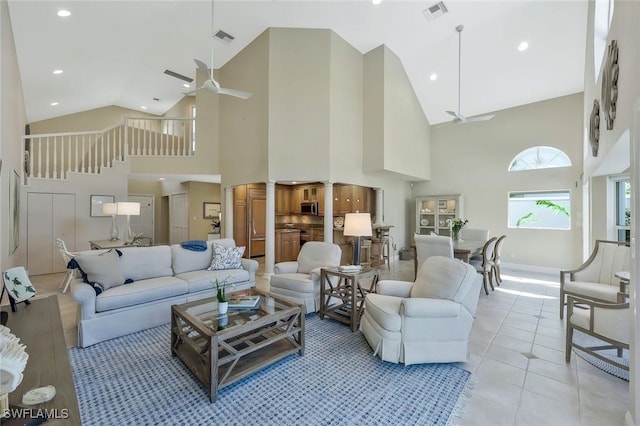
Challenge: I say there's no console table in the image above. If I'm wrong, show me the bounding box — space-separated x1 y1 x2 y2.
4 295 81 425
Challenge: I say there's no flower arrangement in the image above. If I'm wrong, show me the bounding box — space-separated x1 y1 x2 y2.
214 277 235 303
447 218 468 242
449 218 468 233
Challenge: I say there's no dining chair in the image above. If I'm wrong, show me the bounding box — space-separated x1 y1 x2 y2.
460 228 489 241
413 233 454 275
56 238 79 293
470 236 497 295
492 235 507 285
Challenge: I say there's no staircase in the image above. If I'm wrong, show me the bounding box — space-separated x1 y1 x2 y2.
23 116 195 182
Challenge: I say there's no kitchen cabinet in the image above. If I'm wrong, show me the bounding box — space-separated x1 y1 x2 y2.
317 186 325 215
233 185 248 255
351 185 368 213
291 188 302 214
333 184 352 215
415 195 462 237
234 184 266 258
275 185 292 215
275 230 301 263
310 229 324 242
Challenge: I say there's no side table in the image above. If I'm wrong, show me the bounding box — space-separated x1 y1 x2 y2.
319 267 380 331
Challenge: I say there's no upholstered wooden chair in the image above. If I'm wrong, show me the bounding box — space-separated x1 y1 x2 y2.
413 233 453 276
492 235 507 285
460 228 489 242
469 237 497 295
559 240 630 319
565 295 629 371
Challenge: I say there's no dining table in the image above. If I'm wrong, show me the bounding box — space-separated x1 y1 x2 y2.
411 240 486 277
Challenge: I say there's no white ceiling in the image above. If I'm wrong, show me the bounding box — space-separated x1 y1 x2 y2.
8 0 588 126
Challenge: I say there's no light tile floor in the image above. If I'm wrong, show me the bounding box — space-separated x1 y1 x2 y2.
19 258 629 425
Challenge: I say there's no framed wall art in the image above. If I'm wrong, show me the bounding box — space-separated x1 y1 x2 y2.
90 195 115 217
203 202 221 219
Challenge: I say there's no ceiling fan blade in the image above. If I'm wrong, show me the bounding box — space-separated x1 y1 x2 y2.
217 87 253 100
465 114 495 122
194 59 211 78
445 111 459 117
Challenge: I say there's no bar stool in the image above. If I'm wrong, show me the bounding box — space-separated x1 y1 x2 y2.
360 239 372 267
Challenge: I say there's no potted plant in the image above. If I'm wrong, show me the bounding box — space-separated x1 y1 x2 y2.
214 277 234 315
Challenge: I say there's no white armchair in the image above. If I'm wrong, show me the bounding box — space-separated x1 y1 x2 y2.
559 240 630 319
360 256 481 365
269 242 342 313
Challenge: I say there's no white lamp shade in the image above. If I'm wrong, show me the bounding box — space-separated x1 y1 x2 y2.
117 202 141 216
102 202 118 215
343 212 372 237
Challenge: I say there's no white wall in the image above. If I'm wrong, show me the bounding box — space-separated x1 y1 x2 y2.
1 0 28 271
413 93 583 269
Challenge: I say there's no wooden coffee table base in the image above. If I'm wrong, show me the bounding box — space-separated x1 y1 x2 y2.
171 292 304 402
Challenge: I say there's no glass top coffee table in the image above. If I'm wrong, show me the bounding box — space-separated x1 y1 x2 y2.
171 289 304 402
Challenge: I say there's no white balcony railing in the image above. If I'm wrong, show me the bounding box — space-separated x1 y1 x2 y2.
22 117 195 181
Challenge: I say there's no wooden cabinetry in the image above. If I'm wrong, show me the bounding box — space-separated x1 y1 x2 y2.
317 186 325 215
310 229 324 242
276 184 292 215
333 185 372 215
275 230 301 262
291 188 302 214
351 185 368 213
415 195 462 237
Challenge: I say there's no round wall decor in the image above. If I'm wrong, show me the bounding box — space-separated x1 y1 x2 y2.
589 99 600 157
601 39 619 131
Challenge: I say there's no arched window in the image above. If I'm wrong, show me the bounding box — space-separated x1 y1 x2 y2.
508 146 572 172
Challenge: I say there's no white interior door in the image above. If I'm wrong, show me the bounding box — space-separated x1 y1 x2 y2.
27 192 75 275
170 193 189 244
128 194 154 241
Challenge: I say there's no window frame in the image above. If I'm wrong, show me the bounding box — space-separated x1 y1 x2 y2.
508 146 572 172
507 189 572 230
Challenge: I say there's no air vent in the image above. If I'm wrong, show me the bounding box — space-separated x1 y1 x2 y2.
163 69 193 83
423 2 448 21
214 29 235 43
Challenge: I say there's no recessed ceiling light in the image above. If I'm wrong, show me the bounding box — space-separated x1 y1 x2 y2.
159 177 166 181
183 83 190 88
372 0 382 5
141 106 148 110
57 10 71 17
518 41 529 52
50 102 59 106
53 69 63 75
430 73 438 81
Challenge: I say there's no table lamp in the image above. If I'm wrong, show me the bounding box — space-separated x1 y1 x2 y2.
102 202 119 241
117 202 141 244
343 212 372 266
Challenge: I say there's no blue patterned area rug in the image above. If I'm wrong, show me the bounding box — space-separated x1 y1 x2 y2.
69 315 473 425
573 330 629 381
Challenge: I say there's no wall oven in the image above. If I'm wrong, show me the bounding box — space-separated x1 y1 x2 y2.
300 201 318 215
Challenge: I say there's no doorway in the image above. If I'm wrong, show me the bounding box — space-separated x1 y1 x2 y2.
170 193 189 244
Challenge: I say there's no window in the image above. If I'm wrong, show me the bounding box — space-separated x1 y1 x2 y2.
509 146 571 171
614 178 630 243
508 191 571 230
594 0 614 82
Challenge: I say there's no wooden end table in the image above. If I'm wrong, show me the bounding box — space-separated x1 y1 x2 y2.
615 271 630 302
171 289 304 402
319 267 380 331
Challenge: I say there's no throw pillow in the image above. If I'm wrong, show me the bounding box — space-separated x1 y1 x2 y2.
73 249 126 293
208 244 245 270
2 267 37 303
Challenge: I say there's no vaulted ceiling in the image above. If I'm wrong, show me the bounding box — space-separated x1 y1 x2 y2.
8 1 588 125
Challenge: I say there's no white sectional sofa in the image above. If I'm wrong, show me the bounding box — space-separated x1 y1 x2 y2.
71 238 258 347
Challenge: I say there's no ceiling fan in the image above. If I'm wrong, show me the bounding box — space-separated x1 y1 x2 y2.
187 0 252 100
442 25 494 125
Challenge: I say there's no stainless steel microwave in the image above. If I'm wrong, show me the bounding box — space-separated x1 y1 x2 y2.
301 201 318 215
